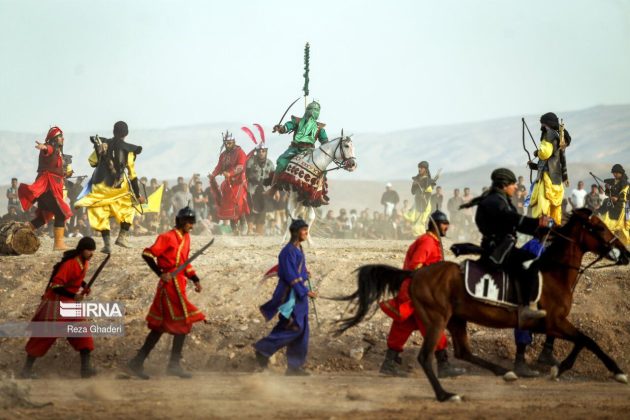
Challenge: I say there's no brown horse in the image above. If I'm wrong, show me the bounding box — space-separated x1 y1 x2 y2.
335 209 630 402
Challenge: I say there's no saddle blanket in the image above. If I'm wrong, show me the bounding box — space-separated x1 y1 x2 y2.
462 259 542 308
278 152 329 206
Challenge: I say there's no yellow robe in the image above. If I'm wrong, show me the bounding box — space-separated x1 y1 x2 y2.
601 185 629 245
404 186 433 236
74 151 138 231
529 140 564 225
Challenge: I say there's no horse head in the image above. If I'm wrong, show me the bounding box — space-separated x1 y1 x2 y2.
334 135 357 172
565 208 630 265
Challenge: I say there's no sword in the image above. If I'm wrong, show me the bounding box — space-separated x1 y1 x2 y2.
306 278 320 327
83 253 111 293
169 238 215 278
273 97 301 132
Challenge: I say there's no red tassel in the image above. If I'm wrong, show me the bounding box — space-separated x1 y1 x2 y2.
253 123 265 143
241 126 257 145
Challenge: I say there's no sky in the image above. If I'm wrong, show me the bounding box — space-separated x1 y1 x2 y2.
1 0 629 135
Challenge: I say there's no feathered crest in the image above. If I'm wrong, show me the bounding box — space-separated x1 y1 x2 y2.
241 124 267 149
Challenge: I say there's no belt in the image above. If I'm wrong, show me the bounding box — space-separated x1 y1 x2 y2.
290 142 314 148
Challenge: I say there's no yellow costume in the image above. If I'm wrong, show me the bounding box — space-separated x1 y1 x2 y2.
529 131 565 225
601 184 629 246
75 148 139 232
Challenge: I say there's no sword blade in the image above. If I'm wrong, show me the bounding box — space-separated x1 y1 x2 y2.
276 97 301 128
171 238 215 277
86 253 111 290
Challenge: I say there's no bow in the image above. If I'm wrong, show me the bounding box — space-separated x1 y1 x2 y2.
521 118 539 183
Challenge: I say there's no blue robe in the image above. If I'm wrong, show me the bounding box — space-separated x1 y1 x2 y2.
255 243 311 369
514 238 545 345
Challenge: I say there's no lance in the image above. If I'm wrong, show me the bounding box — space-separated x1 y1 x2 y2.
168 238 215 279
306 278 320 327
303 42 310 107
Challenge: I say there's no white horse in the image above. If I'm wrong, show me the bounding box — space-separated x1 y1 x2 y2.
281 135 357 244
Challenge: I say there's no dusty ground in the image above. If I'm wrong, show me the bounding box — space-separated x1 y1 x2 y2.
1 235 629 419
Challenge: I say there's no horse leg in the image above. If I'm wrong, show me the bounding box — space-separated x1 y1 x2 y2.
416 319 460 402
447 316 517 380
282 192 297 243
549 318 626 383
305 206 316 246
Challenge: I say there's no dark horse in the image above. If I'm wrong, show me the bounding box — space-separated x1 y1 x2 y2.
335 209 629 402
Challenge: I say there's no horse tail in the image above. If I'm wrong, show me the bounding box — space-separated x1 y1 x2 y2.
333 264 411 336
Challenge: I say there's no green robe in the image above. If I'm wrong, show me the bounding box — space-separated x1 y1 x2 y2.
275 116 328 175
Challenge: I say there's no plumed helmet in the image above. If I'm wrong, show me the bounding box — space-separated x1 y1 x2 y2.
289 218 309 232
113 121 129 138
176 206 196 225
45 126 63 142
77 236 97 252
429 210 449 224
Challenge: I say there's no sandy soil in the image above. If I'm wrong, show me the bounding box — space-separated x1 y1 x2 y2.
1 235 629 419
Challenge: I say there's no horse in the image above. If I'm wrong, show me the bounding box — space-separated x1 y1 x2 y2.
279 135 357 244
334 209 630 402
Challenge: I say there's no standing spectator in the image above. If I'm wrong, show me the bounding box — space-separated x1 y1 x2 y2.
161 181 172 216
147 178 159 196
598 186 608 206
380 183 400 218
585 184 602 213
447 188 464 237
517 175 526 191
431 186 444 211
568 181 587 210
192 181 208 221
461 187 474 239
6 177 21 214
513 184 527 215
203 175 218 222
171 183 192 215
172 176 186 194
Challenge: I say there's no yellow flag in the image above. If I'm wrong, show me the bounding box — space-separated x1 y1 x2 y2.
142 185 164 214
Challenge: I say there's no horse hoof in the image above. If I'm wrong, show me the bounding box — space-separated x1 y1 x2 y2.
549 365 560 381
448 394 462 403
614 373 628 384
503 371 518 382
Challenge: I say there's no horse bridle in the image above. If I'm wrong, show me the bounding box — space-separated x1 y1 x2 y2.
318 137 355 173
550 216 624 289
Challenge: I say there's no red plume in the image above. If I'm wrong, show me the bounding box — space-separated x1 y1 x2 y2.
241 126 257 145
253 123 266 143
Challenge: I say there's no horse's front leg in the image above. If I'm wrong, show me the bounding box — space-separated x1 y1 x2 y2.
305 206 316 246
282 192 298 243
549 317 626 383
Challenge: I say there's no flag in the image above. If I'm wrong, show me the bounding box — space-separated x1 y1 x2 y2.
142 185 163 214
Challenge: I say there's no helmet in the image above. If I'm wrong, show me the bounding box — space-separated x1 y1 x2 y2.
306 101 320 112
611 164 625 175
176 206 196 225
429 210 449 225
418 161 429 169
289 218 309 232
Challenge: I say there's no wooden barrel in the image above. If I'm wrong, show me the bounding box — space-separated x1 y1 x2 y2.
0 222 40 255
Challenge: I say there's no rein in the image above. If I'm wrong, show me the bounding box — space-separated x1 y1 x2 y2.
317 137 353 173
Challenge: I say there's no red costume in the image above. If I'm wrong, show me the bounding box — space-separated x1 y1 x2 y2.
25 256 94 357
143 229 205 334
18 126 73 225
379 232 448 352
210 145 250 221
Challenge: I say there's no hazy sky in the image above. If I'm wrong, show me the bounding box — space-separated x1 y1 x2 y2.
1 0 629 135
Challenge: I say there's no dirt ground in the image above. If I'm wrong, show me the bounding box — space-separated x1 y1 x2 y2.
1 235 629 419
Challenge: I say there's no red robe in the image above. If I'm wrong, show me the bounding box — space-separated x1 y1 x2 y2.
211 146 250 220
380 232 448 352
25 256 94 357
143 229 205 334
18 144 72 223
380 232 443 321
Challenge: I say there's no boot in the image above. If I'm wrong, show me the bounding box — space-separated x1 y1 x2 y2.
285 366 310 376
115 228 131 248
518 302 547 326
514 344 540 378
101 231 111 254
537 337 559 366
80 350 97 378
379 349 408 377
127 330 162 380
435 349 466 378
166 334 192 378
254 349 269 369
53 227 68 251
19 355 37 379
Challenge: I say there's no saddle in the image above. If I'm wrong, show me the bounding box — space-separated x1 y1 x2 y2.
277 152 329 207
451 243 541 308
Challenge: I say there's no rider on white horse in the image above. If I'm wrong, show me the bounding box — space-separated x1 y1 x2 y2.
269 101 328 196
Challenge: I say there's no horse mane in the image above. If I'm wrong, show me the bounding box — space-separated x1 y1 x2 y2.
538 209 591 270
